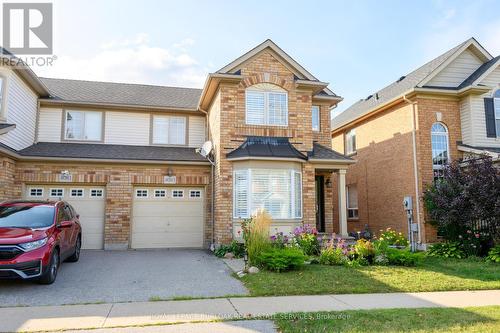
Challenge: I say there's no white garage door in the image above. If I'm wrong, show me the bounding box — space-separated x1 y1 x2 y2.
24 185 106 249
131 187 204 249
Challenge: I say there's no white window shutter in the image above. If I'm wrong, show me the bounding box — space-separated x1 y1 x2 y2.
294 171 302 218
246 91 265 125
233 170 249 218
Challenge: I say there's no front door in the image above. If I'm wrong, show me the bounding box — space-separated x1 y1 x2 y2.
315 176 325 233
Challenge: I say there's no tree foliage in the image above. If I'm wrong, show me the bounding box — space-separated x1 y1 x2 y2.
423 155 500 244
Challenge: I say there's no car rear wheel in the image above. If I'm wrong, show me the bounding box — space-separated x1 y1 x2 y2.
38 249 59 284
66 235 81 262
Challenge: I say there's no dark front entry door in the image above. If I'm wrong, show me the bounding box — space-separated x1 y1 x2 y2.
315 176 325 233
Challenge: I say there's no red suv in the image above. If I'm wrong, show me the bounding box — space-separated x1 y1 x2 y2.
0 200 82 284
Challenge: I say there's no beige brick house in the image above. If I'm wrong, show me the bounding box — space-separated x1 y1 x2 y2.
0 40 353 250
331 37 500 246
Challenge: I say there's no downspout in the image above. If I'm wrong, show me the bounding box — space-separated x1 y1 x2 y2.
403 95 422 244
199 108 216 250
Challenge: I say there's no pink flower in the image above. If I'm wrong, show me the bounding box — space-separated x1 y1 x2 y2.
475 233 480 238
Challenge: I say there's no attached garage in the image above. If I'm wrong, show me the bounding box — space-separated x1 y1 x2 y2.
24 185 106 249
131 187 204 249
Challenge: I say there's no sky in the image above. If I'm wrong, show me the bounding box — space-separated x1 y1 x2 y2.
8 0 500 116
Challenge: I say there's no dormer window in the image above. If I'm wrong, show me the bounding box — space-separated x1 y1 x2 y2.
246 83 288 126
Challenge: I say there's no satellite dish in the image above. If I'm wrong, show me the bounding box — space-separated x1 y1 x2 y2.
200 141 213 157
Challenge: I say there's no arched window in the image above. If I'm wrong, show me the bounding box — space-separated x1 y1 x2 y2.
494 89 500 136
431 122 449 181
246 83 288 126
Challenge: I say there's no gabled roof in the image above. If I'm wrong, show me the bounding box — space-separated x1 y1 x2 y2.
458 56 500 89
40 78 202 110
0 47 50 96
216 39 338 97
226 136 307 161
332 38 494 131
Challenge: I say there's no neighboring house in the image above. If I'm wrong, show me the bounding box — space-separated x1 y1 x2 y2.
0 40 353 250
331 37 500 246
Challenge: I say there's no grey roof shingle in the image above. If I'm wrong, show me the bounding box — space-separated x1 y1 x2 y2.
457 56 500 89
332 40 469 130
227 137 307 160
0 123 15 131
308 143 353 161
40 78 202 110
17 142 207 162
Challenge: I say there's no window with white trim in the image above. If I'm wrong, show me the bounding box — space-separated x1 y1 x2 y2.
135 189 148 198
90 189 103 197
65 110 103 141
431 122 449 181
233 168 302 219
312 105 320 131
347 185 359 219
152 115 186 145
50 188 64 197
494 89 500 136
189 190 202 198
345 129 356 154
154 189 166 198
29 188 43 197
172 190 184 198
70 189 84 197
246 84 288 126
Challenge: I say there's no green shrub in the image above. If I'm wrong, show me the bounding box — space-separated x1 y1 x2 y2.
385 248 421 266
214 240 245 258
486 245 500 263
257 247 306 272
377 228 409 247
241 210 272 265
319 246 347 265
427 242 465 259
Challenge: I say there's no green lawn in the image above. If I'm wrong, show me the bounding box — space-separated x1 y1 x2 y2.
241 257 500 296
275 306 500 333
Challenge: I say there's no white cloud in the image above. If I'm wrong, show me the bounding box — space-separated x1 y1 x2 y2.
34 34 208 88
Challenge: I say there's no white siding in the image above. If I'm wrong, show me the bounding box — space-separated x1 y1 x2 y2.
468 66 500 147
188 116 206 148
428 49 483 87
459 96 473 145
37 108 62 142
104 111 150 145
0 69 38 150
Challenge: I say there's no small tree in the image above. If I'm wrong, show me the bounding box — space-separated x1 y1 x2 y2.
423 155 500 247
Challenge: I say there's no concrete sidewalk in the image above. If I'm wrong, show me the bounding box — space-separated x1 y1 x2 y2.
1 290 499 332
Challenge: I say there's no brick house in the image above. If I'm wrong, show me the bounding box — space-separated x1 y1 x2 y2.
0 40 353 250
331 37 500 246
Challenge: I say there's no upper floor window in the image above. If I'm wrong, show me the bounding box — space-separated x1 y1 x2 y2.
152 115 186 145
246 83 288 126
312 106 320 131
431 122 449 181
65 110 103 141
345 129 356 154
494 89 500 136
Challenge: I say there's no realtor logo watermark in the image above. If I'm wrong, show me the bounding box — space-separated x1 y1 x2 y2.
1 2 55 67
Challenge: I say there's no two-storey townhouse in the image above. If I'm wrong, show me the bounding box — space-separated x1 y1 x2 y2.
331 37 500 247
0 40 353 250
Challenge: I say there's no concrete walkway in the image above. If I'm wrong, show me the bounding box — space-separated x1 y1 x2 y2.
1 290 499 332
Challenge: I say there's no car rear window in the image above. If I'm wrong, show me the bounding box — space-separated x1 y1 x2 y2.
0 205 55 228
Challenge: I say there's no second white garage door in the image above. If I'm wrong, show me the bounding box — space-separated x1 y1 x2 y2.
131 187 204 249
24 185 106 249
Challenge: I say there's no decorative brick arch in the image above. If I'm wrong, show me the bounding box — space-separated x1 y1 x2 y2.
240 73 294 91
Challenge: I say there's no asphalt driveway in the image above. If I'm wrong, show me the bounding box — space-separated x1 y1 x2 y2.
0 249 248 307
